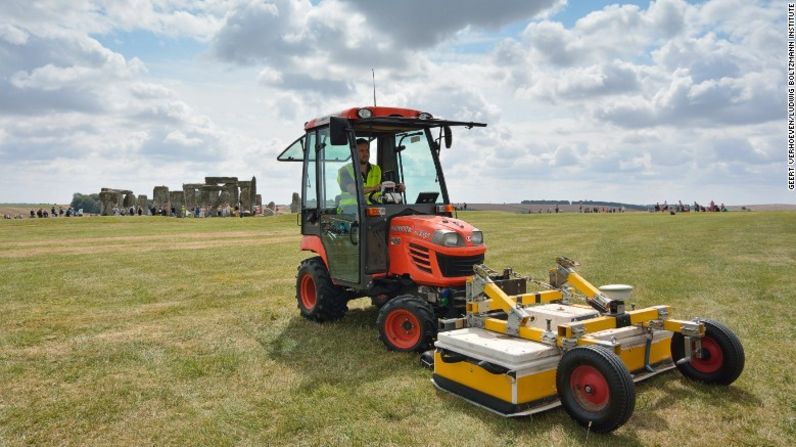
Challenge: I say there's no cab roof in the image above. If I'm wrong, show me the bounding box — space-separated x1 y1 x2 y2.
304 106 425 130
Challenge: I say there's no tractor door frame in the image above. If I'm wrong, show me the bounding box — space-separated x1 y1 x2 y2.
299 134 321 237
312 122 367 289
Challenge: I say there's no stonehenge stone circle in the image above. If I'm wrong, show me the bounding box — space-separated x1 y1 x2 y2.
100 175 268 217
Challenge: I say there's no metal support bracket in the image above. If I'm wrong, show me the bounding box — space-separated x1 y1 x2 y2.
438 317 467 331
570 322 585 338
466 313 484 329
680 321 702 337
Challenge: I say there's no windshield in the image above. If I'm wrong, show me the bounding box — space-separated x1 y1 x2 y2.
395 131 444 204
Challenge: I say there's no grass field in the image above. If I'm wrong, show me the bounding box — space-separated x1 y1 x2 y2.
1 211 795 446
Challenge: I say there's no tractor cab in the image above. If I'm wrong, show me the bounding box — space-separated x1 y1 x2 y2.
278 106 487 351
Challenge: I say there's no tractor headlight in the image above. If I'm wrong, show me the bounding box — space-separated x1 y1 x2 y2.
417 112 433 120
470 230 483 245
432 230 464 247
357 108 373 119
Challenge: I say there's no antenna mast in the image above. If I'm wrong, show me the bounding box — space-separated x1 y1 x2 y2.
372 68 377 107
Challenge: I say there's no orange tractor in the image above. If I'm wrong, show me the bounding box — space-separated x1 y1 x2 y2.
277 107 745 432
277 106 487 351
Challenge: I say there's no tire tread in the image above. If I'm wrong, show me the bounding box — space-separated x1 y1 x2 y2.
376 294 436 352
295 257 348 322
671 319 745 385
556 345 636 433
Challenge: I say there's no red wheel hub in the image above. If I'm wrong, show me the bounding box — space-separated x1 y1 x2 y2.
384 309 420 349
299 274 316 310
570 365 610 412
691 336 724 374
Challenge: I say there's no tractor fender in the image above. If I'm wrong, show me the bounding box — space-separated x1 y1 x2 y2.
300 235 328 267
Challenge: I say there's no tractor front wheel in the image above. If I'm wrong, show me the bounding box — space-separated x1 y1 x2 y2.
671 319 744 385
295 257 348 322
557 346 636 433
377 295 436 352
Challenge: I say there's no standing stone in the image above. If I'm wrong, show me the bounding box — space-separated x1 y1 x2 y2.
137 195 148 212
238 176 256 213
290 192 301 213
122 191 136 209
98 190 115 215
183 184 203 210
239 181 253 213
153 186 170 212
200 185 223 216
169 191 185 215
227 183 240 206
251 176 257 208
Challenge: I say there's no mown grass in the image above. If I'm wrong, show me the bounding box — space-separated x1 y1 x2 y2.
0 211 794 446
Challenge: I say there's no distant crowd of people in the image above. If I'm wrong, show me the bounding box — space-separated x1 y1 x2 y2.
577 205 624 213
654 200 727 213
110 203 262 218
25 206 84 218
5 204 265 219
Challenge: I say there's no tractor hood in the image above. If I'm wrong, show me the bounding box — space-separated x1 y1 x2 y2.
387 214 486 285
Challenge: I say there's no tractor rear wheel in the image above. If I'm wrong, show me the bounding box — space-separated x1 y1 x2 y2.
671 319 744 385
377 294 436 352
295 257 348 322
557 346 636 433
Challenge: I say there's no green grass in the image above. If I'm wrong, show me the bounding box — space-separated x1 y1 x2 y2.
1 211 794 446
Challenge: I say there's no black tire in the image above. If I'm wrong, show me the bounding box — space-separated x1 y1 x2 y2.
671 319 745 385
556 346 636 433
376 294 436 352
295 257 348 322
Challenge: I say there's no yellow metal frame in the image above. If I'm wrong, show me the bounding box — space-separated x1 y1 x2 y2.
465 262 705 353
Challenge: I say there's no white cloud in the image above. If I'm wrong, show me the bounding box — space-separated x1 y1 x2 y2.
164 130 203 147
257 67 283 84
0 0 787 205
338 0 563 48
0 23 29 44
594 68 779 128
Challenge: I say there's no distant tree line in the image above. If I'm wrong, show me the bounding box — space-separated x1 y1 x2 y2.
70 193 101 214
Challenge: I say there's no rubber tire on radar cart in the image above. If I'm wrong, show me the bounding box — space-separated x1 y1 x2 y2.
377 295 436 352
556 346 636 433
671 319 745 385
295 256 348 322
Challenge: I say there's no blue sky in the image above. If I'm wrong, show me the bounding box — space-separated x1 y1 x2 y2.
97 31 204 64
0 0 785 205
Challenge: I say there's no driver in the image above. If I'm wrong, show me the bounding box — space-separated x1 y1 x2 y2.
337 138 403 213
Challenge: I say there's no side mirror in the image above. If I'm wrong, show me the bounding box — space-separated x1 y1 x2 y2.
329 117 349 146
443 126 453 149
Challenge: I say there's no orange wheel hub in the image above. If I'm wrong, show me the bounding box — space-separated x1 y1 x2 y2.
384 309 420 349
299 274 316 310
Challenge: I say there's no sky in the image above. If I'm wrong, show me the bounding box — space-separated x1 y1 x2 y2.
0 0 786 205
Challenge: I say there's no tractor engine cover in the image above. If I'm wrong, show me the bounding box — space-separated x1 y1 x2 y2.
388 215 486 287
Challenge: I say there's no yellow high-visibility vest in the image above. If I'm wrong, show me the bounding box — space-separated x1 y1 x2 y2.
337 163 381 213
